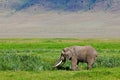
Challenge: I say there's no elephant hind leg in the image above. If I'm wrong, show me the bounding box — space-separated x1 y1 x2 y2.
87 59 94 70
87 63 92 70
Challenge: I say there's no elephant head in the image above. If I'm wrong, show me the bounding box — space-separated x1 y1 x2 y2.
54 47 73 67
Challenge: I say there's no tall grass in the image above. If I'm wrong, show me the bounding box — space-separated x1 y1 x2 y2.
0 53 53 71
94 56 120 68
0 38 120 71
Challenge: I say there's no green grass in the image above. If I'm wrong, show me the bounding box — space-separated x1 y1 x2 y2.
0 38 120 80
0 67 120 80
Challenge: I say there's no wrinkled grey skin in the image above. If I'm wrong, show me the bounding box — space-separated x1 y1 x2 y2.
54 46 98 71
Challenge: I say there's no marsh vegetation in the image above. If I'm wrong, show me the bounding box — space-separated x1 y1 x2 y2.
0 38 120 80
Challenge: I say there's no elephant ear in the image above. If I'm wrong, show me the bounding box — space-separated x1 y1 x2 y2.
71 47 76 56
63 47 73 60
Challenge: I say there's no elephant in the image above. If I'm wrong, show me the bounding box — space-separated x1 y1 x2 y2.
54 46 98 70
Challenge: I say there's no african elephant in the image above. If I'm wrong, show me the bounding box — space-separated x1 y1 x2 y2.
54 46 98 70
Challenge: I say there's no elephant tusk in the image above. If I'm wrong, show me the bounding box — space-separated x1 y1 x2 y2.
55 60 62 67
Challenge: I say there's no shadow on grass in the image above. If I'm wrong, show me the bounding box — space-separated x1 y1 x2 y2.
54 66 71 70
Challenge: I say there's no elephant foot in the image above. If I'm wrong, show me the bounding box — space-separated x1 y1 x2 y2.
72 66 79 71
87 66 92 70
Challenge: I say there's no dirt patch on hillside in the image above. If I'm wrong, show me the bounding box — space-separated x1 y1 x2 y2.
0 11 120 38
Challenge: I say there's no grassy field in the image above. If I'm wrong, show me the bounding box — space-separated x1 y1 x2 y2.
0 38 120 80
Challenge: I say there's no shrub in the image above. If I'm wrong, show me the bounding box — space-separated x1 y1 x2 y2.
94 56 120 68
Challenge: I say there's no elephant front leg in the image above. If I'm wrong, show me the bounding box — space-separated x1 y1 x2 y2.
71 57 78 71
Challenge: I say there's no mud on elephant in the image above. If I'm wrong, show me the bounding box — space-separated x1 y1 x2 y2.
54 46 98 71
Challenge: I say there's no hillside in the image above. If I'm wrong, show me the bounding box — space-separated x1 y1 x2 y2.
0 0 120 12
0 0 120 38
